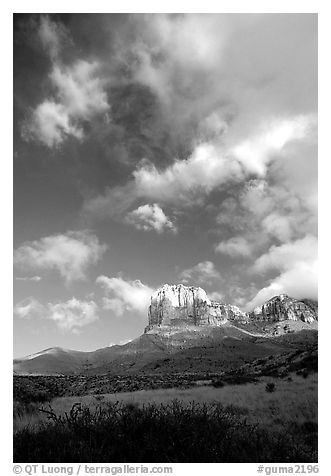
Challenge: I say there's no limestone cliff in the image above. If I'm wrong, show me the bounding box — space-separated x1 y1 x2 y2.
249 294 317 323
145 285 318 333
145 284 246 332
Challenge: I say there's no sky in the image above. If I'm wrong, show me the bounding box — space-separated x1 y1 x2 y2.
13 13 317 358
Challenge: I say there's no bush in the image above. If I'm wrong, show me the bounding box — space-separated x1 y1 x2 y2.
265 383 276 393
14 400 317 463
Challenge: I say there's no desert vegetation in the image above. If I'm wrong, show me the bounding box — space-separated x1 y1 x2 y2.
14 396 317 463
13 344 318 462
14 371 317 463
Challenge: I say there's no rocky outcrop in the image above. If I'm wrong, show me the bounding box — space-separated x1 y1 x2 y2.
249 294 317 323
301 299 318 318
145 284 246 332
145 285 318 333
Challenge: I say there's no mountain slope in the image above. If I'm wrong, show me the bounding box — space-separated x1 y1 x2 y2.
13 321 317 376
14 289 318 376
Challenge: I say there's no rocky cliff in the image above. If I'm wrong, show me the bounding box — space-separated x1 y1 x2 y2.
249 294 317 323
145 284 246 332
145 285 318 333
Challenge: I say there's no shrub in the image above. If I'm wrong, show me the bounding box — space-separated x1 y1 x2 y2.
14 400 317 463
265 383 276 393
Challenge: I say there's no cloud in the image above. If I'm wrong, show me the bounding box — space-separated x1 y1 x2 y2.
14 296 99 332
130 14 227 103
14 230 107 282
133 143 243 204
16 15 317 313
109 12 316 165
261 213 293 242
23 16 109 147
132 115 314 204
246 235 317 310
83 111 315 224
15 276 42 282
215 236 252 258
240 180 274 217
125 203 176 233
207 291 224 302
14 297 45 319
96 275 155 317
230 115 312 176
83 141 244 217
47 298 99 332
38 15 69 60
79 14 316 234
24 100 83 147
246 262 317 311
49 61 109 119
179 261 221 285
252 235 317 273
213 174 317 268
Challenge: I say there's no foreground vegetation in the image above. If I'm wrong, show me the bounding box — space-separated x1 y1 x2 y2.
13 346 317 462
14 372 317 462
14 398 317 463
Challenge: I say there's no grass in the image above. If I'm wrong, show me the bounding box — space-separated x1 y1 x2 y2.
14 398 317 463
16 373 315 429
13 372 317 462
13 342 318 463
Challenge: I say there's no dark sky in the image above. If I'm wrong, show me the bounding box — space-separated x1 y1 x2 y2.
13 13 317 357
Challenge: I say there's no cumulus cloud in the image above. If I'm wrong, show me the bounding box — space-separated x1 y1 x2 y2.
96 275 155 317
231 116 311 176
24 100 83 147
80 13 317 243
179 261 221 285
50 61 109 118
252 235 317 273
47 298 99 332
133 143 243 204
14 230 107 282
261 213 293 243
84 112 315 222
133 115 314 203
246 262 318 311
215 236 252 258
14 297 45 319
14 296 99 332
23 16 109 147
246 235 317 310
130 14 316 130
125 203 177 233
83 142 243 216
17 14 317 311
83 141 243 215
214 174 317 265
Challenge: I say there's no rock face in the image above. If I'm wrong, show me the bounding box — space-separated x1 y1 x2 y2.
249 294 317 323
145 285 318 333
145 284 246 332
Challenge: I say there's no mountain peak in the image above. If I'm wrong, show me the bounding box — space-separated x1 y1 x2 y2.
146 284 318 333
250 294 317 323
145 283 245 332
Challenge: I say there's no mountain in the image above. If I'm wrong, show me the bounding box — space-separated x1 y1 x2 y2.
145 283 246 332
13 284 318 376
249 294 318 323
